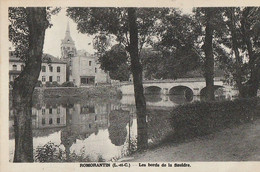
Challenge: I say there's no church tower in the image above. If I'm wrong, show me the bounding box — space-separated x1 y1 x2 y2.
61 22 77 81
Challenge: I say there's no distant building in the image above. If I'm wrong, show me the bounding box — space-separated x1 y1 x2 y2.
71 50 109 86
61 22 110 86
9 51 67 85
9 22 109 87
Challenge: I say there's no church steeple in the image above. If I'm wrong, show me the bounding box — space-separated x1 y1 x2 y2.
61 21 76 60
61 21 77 82
66 21 70 33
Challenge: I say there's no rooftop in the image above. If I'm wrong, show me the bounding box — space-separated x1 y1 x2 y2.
9 51 67 64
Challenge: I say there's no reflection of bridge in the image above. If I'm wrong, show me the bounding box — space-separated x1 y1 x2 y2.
120 77 226 96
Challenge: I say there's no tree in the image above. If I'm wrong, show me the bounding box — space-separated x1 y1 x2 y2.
9 7 58 162
203 8 215 101
240 7 260 97
217 7 260 97
67 7 166 149
193 8 227 101
149 9 202 80
99 44 130 81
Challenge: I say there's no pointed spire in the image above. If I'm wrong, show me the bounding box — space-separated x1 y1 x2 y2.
66 21 70 34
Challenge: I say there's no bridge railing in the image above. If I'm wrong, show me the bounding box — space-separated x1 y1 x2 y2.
119 77 224 85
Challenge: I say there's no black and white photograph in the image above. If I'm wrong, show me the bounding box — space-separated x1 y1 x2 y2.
1 1 260 171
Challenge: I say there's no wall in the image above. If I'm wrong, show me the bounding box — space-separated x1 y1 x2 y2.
39 63 66 84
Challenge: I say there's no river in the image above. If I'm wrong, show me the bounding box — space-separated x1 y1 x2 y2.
9 94 226 162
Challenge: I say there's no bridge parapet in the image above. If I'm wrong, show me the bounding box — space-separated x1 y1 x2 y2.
119 78 226 96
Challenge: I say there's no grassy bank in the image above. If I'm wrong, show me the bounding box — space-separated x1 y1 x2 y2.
136 98 260 152
170 97 260 142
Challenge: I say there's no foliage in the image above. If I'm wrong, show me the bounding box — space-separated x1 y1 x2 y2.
108 109 129 146
67 8 168 55
61 81 75 87
144 9 202 79
35 80 42 87
217 7 260 97
170 98 259 140
35 142 64 162
34 142 92 162
99 44 131 81
9 7 60 62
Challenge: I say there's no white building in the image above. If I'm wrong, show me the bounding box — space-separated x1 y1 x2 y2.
60 22 110 86
9 22 109 87
9 51 67 85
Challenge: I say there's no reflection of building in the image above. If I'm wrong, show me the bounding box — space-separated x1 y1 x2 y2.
9 52 67 85
61 22 110 86
33 105 66 129
68 103 110 139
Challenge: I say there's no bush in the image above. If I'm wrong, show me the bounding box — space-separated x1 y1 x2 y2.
45 81 52 87
170 98 259 140
51 81 60 87
36 80 42 87
61 81 75 87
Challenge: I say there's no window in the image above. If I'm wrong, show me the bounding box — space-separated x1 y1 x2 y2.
95 115 97 121
42 76 46 82
49 66 53 72
42 109 45 115
21 65 25 71
89 61 92 66
57 76 60 82
49 76 53 82
89 124 91 128
95 68 97 73
57 118 60 124
49 108 52 114
12 65 17 71
57 66 60 72
42 66 46 72
49 118 53 124
57 107 60 114
42 118 45 125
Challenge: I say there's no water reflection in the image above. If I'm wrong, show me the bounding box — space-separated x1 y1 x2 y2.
9 94 199 162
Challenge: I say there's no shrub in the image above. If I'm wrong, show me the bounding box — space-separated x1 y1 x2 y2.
170 98 259 140
35 80 42 87
61 81 75 87
45 81 52 87
51 81 60 87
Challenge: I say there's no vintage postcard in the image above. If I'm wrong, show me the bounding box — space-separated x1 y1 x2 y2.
1 0 260 171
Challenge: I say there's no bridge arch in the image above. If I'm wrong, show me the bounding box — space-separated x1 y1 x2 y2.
200 85 225 97
144 86 162 95
169 85 194 100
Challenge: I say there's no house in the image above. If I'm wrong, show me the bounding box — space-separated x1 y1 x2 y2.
9 51 67 85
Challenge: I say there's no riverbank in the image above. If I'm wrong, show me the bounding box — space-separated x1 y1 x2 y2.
122 99 260 161
126 118 260 161
35 85 121 98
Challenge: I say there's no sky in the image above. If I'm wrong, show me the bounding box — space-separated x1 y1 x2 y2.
43 7 193 58
43 8 95 58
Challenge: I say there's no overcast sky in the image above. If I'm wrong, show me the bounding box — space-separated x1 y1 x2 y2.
43 8 95 58
43 7 193 58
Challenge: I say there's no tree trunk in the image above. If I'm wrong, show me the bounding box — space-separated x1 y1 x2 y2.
127 8 148 150
203 9 215 101
241 7 259 97
227 8 245 97
13 7 48 162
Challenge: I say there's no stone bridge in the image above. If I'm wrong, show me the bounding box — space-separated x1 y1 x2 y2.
119 77 229 97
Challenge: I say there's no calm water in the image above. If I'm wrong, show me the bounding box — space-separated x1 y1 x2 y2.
9 94 201 162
